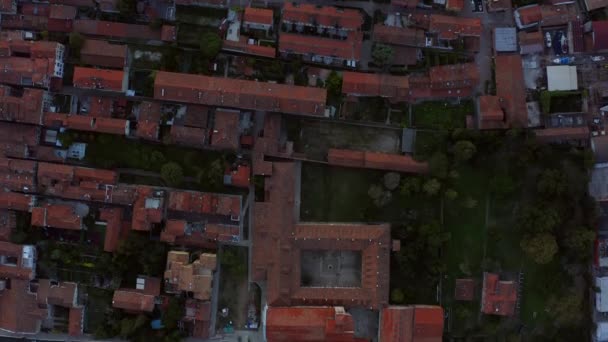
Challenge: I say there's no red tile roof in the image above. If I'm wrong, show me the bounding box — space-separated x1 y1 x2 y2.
0 157 36 192
222 36 277 58
534 126 590 143
478 95 505 129
495 55 527 127
252 161 391 310
279 31 362 61
225 164 250 188
539 4 578 27
136 102 161 140
282 3 363 30
211 109 240 150
265 306 363 342
131 186 164 231
168 190 241 218
244 7 273 25
0 241 36 279
342 72 409 101
593 21 608 50
44 112 129 135
373 24 426 47
0 190 32 211
49 4 77 19
391 0 420 7
0 0 16 14
0 56 56 88
327 149 429 174
379 305 444 342
0 279 47 333
429 14 481 39
446 0 464 11
169 125 208 148
100 207 124 252
161 25 177 42
112 290 156 312
0 87 46 125
80 39 127 69
481 272 517 316
31 203 83 230
36 279 78 307
515 5 542 26
68 307 84 336
72 67 125 92
74 19 175 42
428 63 479 88
154 71 327 116
87 96 115 117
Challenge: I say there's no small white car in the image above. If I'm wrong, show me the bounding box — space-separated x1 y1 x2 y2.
545 32 552 48
592 56 606 62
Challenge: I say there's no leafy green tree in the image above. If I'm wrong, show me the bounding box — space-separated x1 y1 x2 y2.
462 196 477 209
400 177 421 196
517 205 561 234
200 32 222 59
445 189 458 200
423 179 441 197
325 71 343 98
453 140 476 162
537 169 568 197
428 152 449 178
520 233 558 264
383 172 401 190
372 44 393 67
390 288 405 304
546 290 583 326
161 162 184 186
163 297 184 331
562 227 595 260
489 173 516 198
68 32 85 57
197 159 224 189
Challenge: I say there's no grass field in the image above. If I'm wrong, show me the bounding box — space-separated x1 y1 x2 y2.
411 101 473 130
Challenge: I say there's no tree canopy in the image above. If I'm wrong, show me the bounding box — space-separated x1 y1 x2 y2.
200 32 222 59
161 162 184 187
372 44 393 67
520 233 558 264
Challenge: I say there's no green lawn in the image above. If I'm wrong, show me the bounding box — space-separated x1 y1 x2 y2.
300 163 439 223
84 287 113 333
412 101 473 130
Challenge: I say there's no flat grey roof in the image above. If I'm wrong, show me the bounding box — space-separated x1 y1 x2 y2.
494 27 517 52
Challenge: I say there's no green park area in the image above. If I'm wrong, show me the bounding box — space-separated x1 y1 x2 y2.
300 119 595 340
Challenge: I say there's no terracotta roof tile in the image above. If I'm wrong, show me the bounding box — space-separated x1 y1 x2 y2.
429 14 481 39
342 72 409 100
327 148 428 174
379 305 444 342
169 125 208 148
282 3 363 30
100 207 124 252
266 306 361 342
373 24 426 47
31 203 83 230
80 39 127 69
211 109 240 150
72 67 125 92
244 7 273 25
495 55 527 127
279 31 362 61
112 290 156 312
0 279 47 333
154 71 327 116
481 272 517 316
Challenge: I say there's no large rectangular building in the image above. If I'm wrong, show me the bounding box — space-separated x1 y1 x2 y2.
154 72 327 116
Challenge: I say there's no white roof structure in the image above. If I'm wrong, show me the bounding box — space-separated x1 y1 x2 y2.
597 277 608 312
598 322 608 342
547 65 578 91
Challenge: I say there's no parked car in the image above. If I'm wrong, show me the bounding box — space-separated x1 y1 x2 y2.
592 56 606 62
545 32 552 48
553 56 575 64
